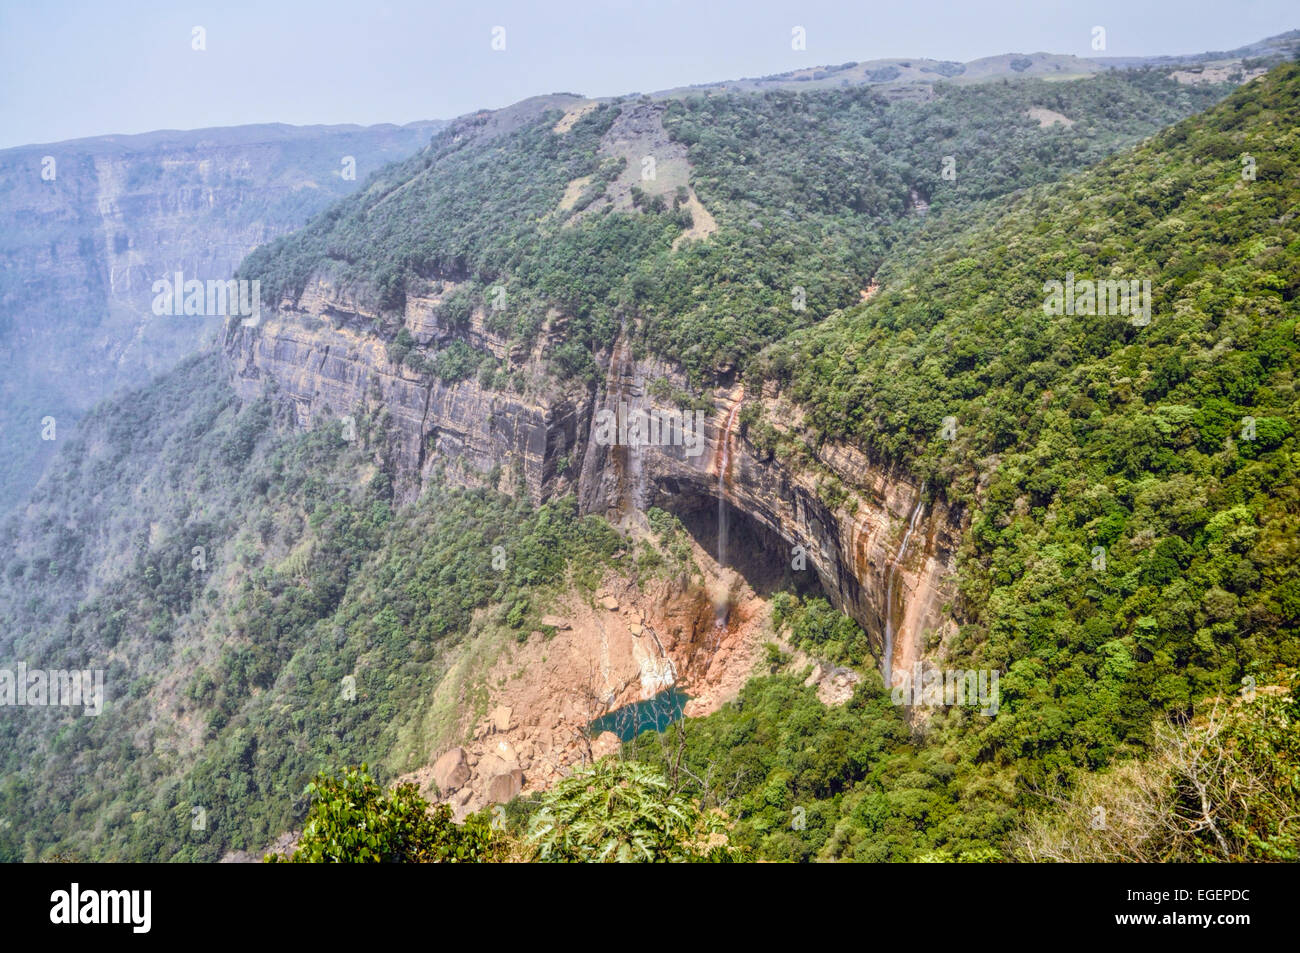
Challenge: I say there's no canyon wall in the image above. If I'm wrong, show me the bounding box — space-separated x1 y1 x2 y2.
224 286 961 680
576 339 961 679
0 119 442 513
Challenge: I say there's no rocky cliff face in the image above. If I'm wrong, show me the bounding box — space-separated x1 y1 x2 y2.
575 341 962 680
224 284 960 681
225 276 594 504
0 120 442 513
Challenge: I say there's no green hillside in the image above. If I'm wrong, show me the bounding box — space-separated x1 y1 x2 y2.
0 353 624 860
581 63 1300 862
240 70 1231 383
706 62 1299 851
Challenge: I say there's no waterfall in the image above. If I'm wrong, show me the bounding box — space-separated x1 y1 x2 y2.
604 331 631 520
883 482 926 690
717 400 742 566
629 359 649 513
715 395 743 627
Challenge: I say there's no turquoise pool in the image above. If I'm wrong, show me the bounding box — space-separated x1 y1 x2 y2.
587 687 691 742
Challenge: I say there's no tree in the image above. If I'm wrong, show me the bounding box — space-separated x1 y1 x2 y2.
527 758 740 863
1015 671 1300 862
274 765 498 863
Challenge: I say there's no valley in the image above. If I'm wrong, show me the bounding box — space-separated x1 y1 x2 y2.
0 31 1297 865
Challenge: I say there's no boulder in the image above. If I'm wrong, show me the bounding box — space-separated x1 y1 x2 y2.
431 746 469 794
486 768 524 804
541 615 571 630
479 749 518 781
600 596 619 611
591 730 621 759
490 705 513 732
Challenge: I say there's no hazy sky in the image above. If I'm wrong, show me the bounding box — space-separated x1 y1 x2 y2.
1 0 1295 149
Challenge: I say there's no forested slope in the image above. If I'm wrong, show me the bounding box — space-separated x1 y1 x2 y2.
240 71 1232 383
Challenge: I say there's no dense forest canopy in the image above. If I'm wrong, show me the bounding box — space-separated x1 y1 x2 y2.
760 62 1300 782
239 69 1233 384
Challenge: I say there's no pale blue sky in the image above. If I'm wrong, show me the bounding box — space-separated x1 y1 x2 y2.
1 0 1295 149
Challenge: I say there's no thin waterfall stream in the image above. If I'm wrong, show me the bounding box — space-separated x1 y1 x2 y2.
715 394 743 627
883 482 925 689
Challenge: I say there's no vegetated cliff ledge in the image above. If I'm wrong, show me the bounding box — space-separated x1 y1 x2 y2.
223 285 961 678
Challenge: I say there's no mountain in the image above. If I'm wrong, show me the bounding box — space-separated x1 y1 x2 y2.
0 45 1296 862
8 26 1290 517
649 29 1300 98
0 119 444 515
1092 27 1300 68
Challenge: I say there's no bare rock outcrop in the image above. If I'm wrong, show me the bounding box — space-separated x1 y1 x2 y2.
485 769 525 804
431 746 470 795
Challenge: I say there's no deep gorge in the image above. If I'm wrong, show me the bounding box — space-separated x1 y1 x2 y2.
224 282 963 683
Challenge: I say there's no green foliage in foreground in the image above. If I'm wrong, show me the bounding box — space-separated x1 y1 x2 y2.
273 759 737 863
1016 671 1300 861
528 758 739 863
274 765 498 863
